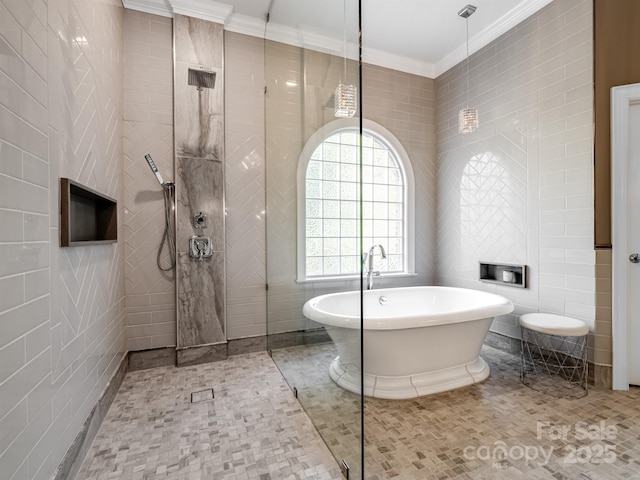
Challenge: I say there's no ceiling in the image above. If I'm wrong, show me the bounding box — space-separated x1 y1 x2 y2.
123 0 554 77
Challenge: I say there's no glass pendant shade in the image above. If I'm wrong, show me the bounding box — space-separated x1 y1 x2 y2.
458 107 479 134
335 83 357 118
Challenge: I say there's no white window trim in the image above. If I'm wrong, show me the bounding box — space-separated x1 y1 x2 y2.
296 118 415 282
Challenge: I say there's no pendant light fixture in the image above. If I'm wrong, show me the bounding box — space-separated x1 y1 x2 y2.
458 4 478 134
335 0 357 118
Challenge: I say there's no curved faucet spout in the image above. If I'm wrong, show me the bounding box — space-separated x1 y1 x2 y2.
366 244 386 290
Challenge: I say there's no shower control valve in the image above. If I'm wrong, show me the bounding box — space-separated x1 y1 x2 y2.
193 212 207 229
189 236 213 261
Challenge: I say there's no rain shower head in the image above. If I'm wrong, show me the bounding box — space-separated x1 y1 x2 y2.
144 154 164 186
188 68 216 91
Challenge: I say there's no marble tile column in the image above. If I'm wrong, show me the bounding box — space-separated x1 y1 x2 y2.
174 14 226 366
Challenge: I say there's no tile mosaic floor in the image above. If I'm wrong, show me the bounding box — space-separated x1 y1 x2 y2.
274 343 640 480
76 352 342 480
79 345 640 480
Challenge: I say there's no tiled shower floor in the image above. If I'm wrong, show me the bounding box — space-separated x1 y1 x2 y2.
76 352 342 480
78 346 640 480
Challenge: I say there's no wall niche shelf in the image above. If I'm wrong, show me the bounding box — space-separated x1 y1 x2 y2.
479 262 527 288
60 178 117 247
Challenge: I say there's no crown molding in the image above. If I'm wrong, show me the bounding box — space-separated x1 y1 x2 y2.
363 48 435 79
225 13 266 38
121 0 554 80
121 0 172 18
434 0 554 77
265 23 346 58
122 0 233 24
171 0 233 24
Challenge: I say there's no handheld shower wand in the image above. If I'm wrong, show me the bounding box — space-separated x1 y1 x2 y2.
144 154 176 271
145 154 166 186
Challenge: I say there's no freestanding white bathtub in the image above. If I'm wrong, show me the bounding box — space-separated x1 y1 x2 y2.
302 286 514 399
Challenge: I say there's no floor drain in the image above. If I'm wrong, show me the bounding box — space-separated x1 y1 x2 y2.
190 388 214 403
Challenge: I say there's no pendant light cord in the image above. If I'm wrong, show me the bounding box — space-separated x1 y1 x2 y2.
343 0 347 84
465 16 470 109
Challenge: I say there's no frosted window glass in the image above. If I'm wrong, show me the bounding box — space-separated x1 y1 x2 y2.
362 147 373 165
324 200 340 218
373 202 388 219
306 199 322 218
389 185 403 202
307 180 321 198
306 219 322 237
372 185 388 202
341 219 357 237
340 182 357 201
362 201 373 219
373 166 388 184
303 128 408 278
389 220 402 236
323 181 340 199
324 256 340 275
307 160 321 179
373 219 388 237
389 203 402 220
340 131 357 145
342 163 357 182
341 256 358 273
324 238 340 256
363 219 373 237
307 238 322 256
324 219 340 237
341 201 357 219
341 238 357 255
324 143 339 161
388 255 402 271
362 184 373 201
341 145 357 163
307 257 322 276
362 165 373 183
324 161 339 181
389 168 402 185
388 237 402 254
373 149 388 167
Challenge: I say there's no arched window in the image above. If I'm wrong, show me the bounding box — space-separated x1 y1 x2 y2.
297 119 415 281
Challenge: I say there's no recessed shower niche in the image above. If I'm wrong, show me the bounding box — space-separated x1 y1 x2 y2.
60 178 117 247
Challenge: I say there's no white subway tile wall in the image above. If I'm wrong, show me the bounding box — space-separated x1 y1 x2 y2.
122 10 176 350
224 32 267 340
0 0 126 479
435 0 597 358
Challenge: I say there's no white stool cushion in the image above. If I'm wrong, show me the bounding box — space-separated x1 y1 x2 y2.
520 313 589 337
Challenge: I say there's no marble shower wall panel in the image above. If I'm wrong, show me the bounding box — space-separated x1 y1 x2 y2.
176 157 224 252
174 14 226 351
176 156 225 345
174 15 224 160
177 252 225 346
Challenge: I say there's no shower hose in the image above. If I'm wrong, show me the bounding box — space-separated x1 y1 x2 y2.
158 182 176 271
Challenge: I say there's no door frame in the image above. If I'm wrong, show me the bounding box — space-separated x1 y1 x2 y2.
612 83 640 390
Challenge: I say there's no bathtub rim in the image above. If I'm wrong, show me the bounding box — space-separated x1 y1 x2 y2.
302 286 514 330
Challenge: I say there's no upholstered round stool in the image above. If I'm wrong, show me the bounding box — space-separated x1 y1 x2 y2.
519 313 589 398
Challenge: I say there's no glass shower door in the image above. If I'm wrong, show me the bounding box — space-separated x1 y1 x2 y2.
264 1 364 477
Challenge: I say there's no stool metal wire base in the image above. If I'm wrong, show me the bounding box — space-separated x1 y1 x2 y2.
520 326 588 398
